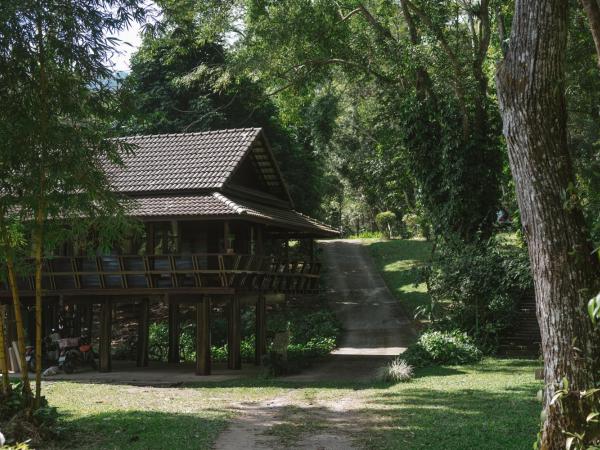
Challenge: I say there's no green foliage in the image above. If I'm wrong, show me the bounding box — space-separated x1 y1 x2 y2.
375 211 397 239
419 235 533 350
121 7 328 216
143 303 340 370
348 231 384 239
401 330 483 368
0 382 58 447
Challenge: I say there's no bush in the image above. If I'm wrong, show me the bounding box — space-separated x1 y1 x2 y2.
348 230 383 239
401 330 483 367
142 300 341 373
0 383 58 447
403 211 431 239
418 234 533 351
377 357 414 382
375 211 397 239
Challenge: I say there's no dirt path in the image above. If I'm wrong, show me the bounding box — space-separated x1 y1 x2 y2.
213 239 415 449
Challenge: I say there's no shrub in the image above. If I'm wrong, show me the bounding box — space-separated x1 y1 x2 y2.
141 300 340 372
401 330 483 367
418 234 533 351
348 230 383 239
0 383 58 447
377 357 414 382
375 211 396 239
403 211 431 239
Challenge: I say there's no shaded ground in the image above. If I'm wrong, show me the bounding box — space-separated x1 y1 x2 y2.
39 360 260 386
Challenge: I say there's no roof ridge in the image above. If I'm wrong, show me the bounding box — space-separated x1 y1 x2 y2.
212 192 247 215
118 127 262 140
292 208 340 233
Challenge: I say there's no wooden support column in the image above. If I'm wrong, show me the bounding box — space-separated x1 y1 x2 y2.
168 299 180 363
196 297 211 376
228 295 241 370
256 225 264 255
137 298 150 367
224 221 231 252
255 295 267 366
83 304 93 336
99 298 112 372
73 304 82 337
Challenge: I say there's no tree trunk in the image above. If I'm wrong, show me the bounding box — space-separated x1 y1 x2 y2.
496 1 600 448
0 304 10 394
581 0 600 67
33 218 44 408
6 254 32 400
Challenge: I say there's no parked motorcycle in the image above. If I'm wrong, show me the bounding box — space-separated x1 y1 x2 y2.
58 332 97 374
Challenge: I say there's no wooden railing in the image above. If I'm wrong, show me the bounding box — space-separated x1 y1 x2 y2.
0 254 321 295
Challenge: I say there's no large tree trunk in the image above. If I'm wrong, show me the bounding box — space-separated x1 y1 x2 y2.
496 1 600 448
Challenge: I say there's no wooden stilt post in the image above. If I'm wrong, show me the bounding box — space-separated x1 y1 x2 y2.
228 295 241 370
255 295 266 366
168 298 180 363
137 298 150 367
73 304 82 337
83 304 93 337
256 225 264 255
99 298 112 372
196 297 211 376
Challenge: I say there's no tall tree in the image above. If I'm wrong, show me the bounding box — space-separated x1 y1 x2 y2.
193 0 503 240
0 0 145 408
495 0 600 447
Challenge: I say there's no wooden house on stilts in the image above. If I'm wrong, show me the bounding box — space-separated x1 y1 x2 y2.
0 128 338 375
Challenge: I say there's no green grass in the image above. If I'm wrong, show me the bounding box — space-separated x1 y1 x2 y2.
360 358 541 450
365 238 433 321
42 382 285 450
40 357 541 450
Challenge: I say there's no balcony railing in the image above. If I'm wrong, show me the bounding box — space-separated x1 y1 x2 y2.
0 254 321 295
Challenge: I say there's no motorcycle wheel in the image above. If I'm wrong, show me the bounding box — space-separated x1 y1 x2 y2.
63 361 74 374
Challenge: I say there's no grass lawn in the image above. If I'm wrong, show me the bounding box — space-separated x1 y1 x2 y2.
360 358 541 449
365 238 433 322
42 382 286 450
42 358 541 450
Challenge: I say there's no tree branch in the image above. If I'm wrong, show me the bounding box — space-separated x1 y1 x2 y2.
402 0 470 137
581 0 600 68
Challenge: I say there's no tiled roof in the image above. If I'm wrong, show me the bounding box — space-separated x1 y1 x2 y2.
129 193 339 237
109 128 261 193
